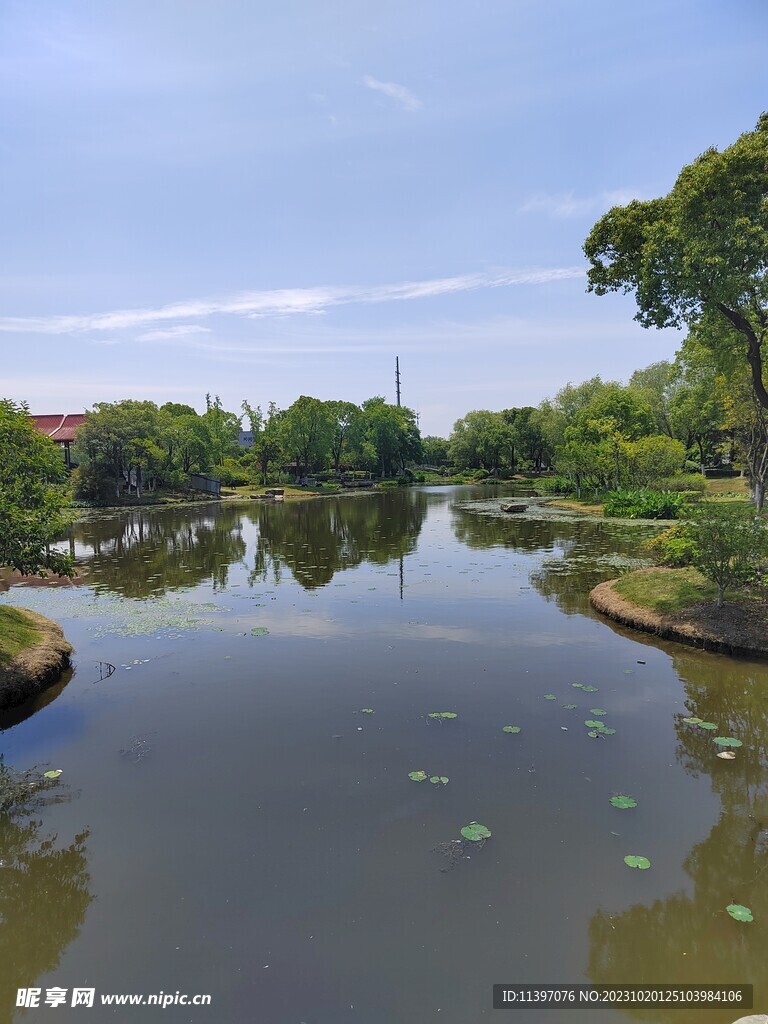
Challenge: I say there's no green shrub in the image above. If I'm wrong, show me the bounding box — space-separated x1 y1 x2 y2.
396 475 411 486
212 459 252 487
536 475 574 495
604 487 687 520
680 503 768 607
378 479 399 489
646 524 698 566
652 474 707 495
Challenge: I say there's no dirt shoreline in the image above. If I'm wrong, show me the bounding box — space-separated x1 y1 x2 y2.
590 574 768 659
0 609 73 708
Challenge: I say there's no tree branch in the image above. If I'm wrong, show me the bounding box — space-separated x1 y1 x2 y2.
715 302 768 410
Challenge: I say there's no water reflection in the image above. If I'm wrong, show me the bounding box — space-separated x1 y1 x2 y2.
0 762 92 1011
248 490 429 589
451 502 659 615
68 507 247 597
588 651 768 1021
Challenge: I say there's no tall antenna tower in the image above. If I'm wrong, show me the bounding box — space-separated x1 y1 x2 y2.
395 356 401 407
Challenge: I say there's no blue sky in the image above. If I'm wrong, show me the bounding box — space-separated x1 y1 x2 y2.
2 0 766 436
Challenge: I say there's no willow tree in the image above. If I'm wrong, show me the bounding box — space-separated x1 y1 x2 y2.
584 114 768 414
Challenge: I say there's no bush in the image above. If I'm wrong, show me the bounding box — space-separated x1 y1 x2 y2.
645 524 698 567
396 475 411 486
603 488 687 520
680 503 768 607
470 468 489 480
378 479 399 489
212 459 252 487
72 462 115 503
652 474 707 495
536 475 574 495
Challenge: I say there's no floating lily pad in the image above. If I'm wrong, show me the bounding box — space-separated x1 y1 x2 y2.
428 712 458 720
408 771 428 782
430 776 449 785
624 855 651 869
250 627 269 636
610 795 637 809
717 751 737 760
359 708 375 714
544 694 557 700
698 722 717 730
601 727 616 735
582 685 599 693
587 730 599 738
460 822 492 842
572 683 585 690
502 725 521 734
682 716 703 725
562 704 577 710
43 769 63 780
726 903 753 922
713 736 743 747
590 709 607 716
584 720 606 730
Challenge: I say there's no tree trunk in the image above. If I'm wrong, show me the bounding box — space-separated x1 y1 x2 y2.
717 584 725 610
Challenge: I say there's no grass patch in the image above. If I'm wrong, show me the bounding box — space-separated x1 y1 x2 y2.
704 476 750 500
0 607 42 667
613 568 718 613
549 498 604 516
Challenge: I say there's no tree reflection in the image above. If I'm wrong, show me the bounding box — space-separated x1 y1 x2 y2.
249 490 429 589
588 652 768 1021
69 507 247 597
0 760 92 1010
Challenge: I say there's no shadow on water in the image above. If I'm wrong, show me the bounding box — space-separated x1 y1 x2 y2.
0 760 92 1012
588 649 768 1022
0 668 75 733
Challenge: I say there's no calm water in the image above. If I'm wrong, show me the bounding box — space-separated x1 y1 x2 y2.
1 486 767 1024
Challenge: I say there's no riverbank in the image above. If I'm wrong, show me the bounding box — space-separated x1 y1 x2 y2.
0 607 73 707
590 567 768 658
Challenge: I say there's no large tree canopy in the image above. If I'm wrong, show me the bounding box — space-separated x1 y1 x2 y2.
584 113 768 408
0 400 72 576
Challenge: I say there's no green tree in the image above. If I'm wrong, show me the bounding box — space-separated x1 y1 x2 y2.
73 400 161 499
624 434 686 486
682 503 768 608
420 435 450 468
281 396 334 479
449 410 512 474
359 398 421 477
203 394 240 468
0 401 73 576
585 114 768 410
628 361 677 437
326 400 362 473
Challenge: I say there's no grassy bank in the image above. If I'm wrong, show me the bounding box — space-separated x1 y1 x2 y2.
0 606 42 667
591 568 768 658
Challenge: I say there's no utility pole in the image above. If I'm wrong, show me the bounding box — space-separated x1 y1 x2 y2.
395 356 401 407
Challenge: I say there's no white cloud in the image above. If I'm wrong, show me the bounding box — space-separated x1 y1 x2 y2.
363 75 422 111
0 266 585 337
137 324 212 342
519 189 646 219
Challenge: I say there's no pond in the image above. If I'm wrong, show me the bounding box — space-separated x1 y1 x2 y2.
1 486 766 1022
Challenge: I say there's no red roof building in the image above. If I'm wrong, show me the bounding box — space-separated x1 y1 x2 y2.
30 413 87 468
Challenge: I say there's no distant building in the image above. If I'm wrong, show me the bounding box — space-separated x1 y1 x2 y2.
238 430 254 448
30 413 87 469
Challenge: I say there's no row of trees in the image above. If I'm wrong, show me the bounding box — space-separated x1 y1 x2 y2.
72 394 421 500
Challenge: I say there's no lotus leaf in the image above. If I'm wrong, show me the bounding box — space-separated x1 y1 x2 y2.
624 855 651 869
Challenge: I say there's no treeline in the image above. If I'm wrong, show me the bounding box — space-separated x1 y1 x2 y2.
440 332 751 498
72 394 420 500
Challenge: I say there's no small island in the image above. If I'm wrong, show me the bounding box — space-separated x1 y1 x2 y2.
0 606 72 707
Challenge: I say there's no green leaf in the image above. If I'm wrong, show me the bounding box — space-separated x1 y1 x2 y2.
698 722 717 730
726 903 753 922
544 694 557 700
439 776 449 784
460 822 492 842
682 716 703 725
582 685 599 692
562 703 577 710
590 708 607 716
713 736 743 747
610 795 637 809
428 712 457 719
502 725 521 733
587 730 599 738
430 776 440 783
572 683 584 690
408 771 427 782
250 627 269 636
584 720 605 729
359 708 375 714
43 769 63 779
601 727 616 735
624 855 651 869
